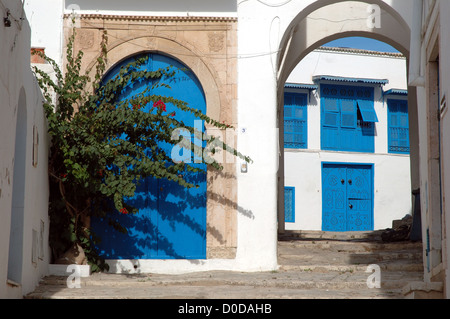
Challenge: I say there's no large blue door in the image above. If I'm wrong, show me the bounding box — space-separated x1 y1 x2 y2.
91 53 207 259
322 164 373 232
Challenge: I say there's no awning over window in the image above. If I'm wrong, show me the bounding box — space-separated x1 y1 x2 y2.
357 100 379 123
313 75 389 85
284 83 318 90
384 89 408 96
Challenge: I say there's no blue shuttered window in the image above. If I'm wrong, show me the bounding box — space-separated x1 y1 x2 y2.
284 92 308 149
321 84 376 153
388 99 410 154
284 187 295 223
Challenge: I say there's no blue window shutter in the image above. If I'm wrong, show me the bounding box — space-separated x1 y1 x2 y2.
388 99 410 154
341 100 357 128
357 99 379 123
322 97 339 127
284 187 295 223
284 92 307 149
321 97 340 150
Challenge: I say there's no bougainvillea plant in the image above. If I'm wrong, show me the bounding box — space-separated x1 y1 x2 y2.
32 27 251 272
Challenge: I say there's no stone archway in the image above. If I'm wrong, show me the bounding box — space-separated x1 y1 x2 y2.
275 0 419 233
277 0 411 88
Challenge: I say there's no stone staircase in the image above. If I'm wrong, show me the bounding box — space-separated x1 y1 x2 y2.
277 230 425 298
26 230 427 299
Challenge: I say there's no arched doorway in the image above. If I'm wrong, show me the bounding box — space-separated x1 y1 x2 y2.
282 40 412 232
275 1 419 236
91 52 207 260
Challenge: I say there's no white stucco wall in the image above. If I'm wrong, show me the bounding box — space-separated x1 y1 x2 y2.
414 0 450 296
283 48 411 231
24 0 64 67
237 0 415 271
24 0 279 274
0 0 49 298
438 0 450 299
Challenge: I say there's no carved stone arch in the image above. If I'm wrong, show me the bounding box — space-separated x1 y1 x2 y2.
86 35 222 121
81 31 238 260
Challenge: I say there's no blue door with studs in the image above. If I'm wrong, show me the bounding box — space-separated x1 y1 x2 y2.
322 163 374 232
91 53 207 260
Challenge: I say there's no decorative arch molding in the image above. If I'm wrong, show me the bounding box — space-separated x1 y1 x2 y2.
277 0 412 88
86 35 222 121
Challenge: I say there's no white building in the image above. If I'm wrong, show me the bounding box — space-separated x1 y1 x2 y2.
8 0 450 299
283 47 411 232
0 0 49 298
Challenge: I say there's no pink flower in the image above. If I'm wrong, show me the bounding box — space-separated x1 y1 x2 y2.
154 100 167 112
119 208 129 215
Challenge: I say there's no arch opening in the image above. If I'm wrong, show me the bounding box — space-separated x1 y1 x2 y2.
277 1 419 238
277 0 411 88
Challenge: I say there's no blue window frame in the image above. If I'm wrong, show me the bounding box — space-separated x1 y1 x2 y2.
284 187 295 223
321 84 376 153
284 92 307 149
387 99 410 154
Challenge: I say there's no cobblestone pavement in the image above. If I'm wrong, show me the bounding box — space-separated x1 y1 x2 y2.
25 231 424 300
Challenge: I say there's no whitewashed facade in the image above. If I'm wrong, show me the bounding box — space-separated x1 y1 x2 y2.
9 0 450 298
412 0 450 298
283 47 411 231
0 0 49 298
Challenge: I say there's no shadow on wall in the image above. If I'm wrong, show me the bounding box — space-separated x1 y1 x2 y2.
92 168 254 260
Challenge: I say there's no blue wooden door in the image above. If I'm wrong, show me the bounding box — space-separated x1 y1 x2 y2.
91 53 207 259
322 164 373 232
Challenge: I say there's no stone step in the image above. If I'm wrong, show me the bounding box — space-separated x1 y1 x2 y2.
25 283 408 299
278 239 423 253
279 230 385 241
29 268 422 298
279 262 424 273
278 251 423 264
26 230 426 299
